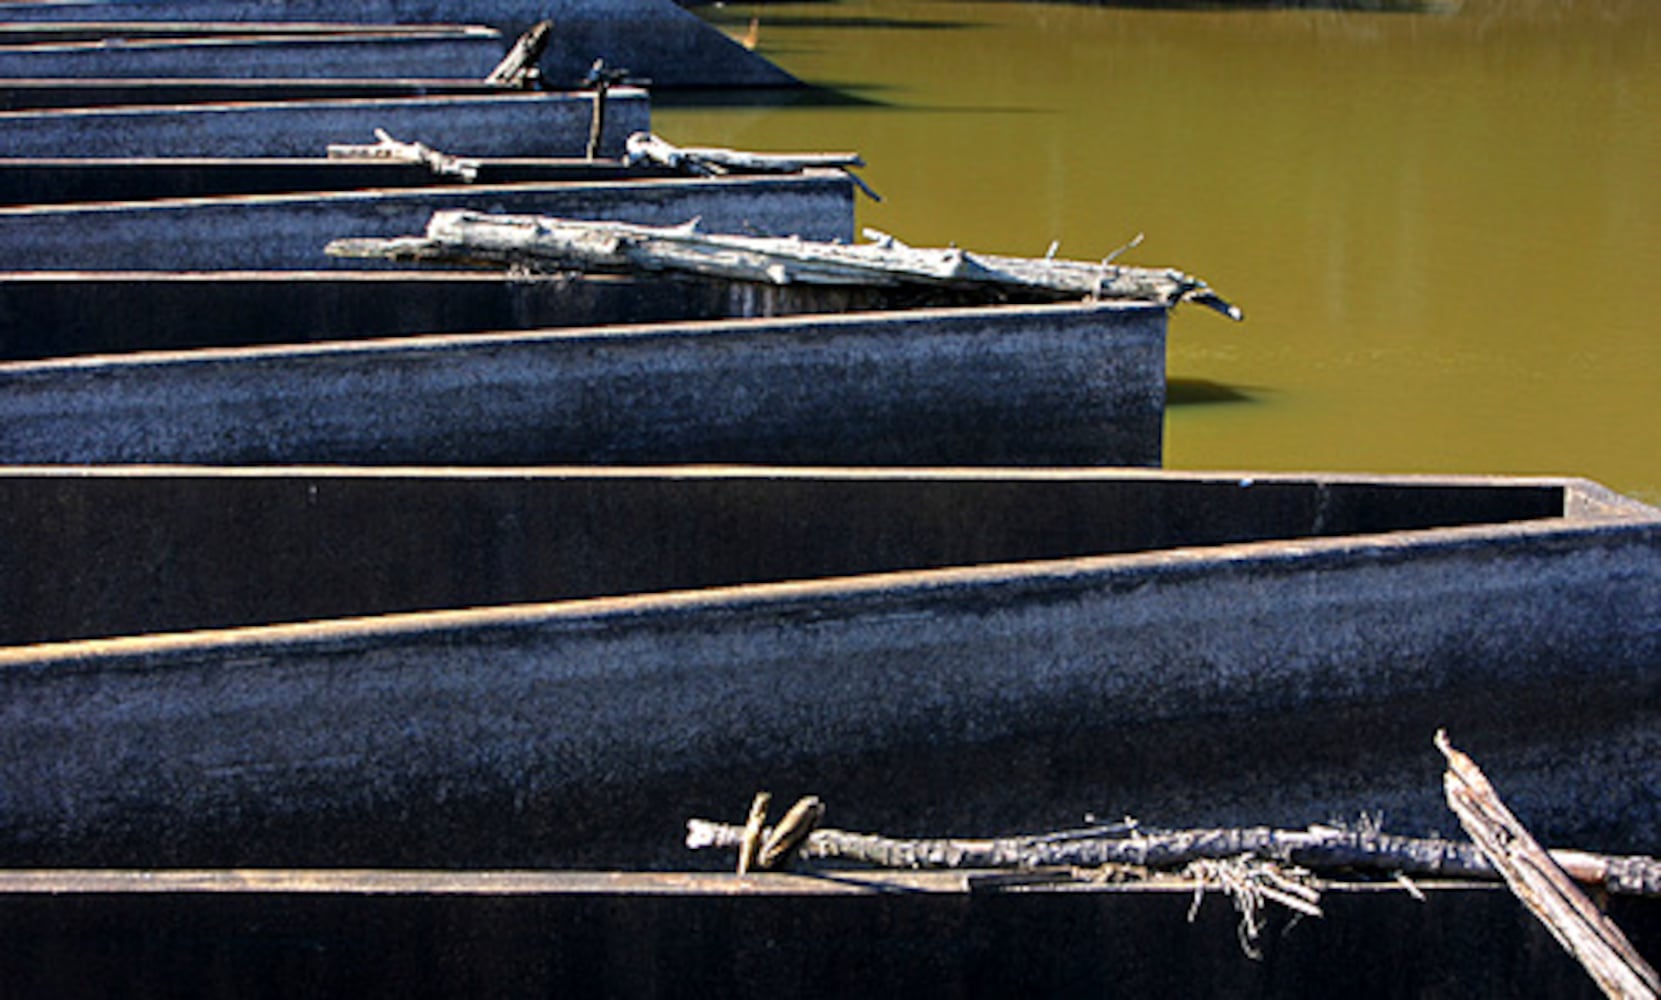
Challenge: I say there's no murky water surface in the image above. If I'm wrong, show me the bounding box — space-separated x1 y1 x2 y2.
661 0 1660 502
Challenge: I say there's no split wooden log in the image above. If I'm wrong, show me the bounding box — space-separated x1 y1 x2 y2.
326 211 1244 319
684 815 1661 898
326 129 479 182
485 18 552 88
1438 731 1660 999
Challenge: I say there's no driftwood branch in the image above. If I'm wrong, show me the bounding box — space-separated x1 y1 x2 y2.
325 129 479 182
326 211 1243 318
684 815 1661 899
1438 731 1661 999
624 131 881 200
485 18 551 88
625 131 865 175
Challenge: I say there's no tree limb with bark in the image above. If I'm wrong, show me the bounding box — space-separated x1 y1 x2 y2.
685 813 1661 898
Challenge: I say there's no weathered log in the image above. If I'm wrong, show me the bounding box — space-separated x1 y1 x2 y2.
684 816 1661 898
485 18 552 88
326 211 1244 318
1438 731 1661 999
325 129 480 182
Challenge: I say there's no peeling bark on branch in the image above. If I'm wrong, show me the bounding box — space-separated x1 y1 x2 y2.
326 211 1244 319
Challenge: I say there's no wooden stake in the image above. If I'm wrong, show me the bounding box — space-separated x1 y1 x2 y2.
586 85 606 161
581 60 633 161
1437 730 1660 999
736 791 771 877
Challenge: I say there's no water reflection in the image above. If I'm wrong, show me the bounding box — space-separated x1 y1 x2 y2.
664 0 1661 504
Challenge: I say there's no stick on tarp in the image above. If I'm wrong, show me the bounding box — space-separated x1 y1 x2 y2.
685 811 1661 898
1437 730 1660 1000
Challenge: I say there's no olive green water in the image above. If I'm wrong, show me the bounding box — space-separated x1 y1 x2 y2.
660 0 1660 503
